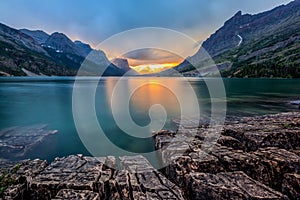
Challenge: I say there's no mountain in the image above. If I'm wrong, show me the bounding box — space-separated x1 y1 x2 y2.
173 0 300 78
0 23 47 55
0 23 127 76
20 29 49 44
0 23 75 76
111 58 139 75
43 32 82 55
111 58 130 71
41 32 86 70
22 30 93 57
42 32 126 75
74 40 92 57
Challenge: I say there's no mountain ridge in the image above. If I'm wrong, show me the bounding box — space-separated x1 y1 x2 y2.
0 23 131 76
20 29 50 45
171 0 300 78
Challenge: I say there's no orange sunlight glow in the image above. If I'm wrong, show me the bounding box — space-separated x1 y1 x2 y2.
130 63 179 74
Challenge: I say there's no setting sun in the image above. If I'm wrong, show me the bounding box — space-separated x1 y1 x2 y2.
130 63 179 74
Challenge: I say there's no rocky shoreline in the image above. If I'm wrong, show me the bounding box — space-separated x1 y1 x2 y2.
1 112 300 199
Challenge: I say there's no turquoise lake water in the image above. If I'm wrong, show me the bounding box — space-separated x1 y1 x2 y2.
0 77 299 164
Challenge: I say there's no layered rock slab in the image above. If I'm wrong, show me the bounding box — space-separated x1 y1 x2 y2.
186 171 288 200
108 156 184 200
1 155 184 200
154 112 300 199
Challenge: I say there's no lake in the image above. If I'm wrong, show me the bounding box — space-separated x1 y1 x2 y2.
0 77 299 165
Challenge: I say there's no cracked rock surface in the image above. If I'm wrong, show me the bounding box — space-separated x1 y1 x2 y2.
154 112 300 199
1 155 184 199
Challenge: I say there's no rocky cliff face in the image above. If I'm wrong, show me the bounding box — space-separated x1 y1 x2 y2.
200 1 300 57
201 10 247 57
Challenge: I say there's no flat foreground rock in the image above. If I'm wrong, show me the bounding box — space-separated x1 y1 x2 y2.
1 155 184 200
154 112 300 199
186 171 288 200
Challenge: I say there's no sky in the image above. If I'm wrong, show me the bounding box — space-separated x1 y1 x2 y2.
0 0 292 73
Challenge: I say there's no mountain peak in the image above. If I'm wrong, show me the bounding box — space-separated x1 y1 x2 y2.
74 40 85 45
50 32 70 39
74 40 92 57
44 32 79 55
234 10 242 17
20 29 49 44
111 58 131 71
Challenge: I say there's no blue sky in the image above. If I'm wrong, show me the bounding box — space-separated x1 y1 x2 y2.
0 0 292 46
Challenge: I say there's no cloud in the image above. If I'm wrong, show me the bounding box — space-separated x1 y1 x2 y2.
123 48 183 66
124 48 179 61
137 66 152 74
